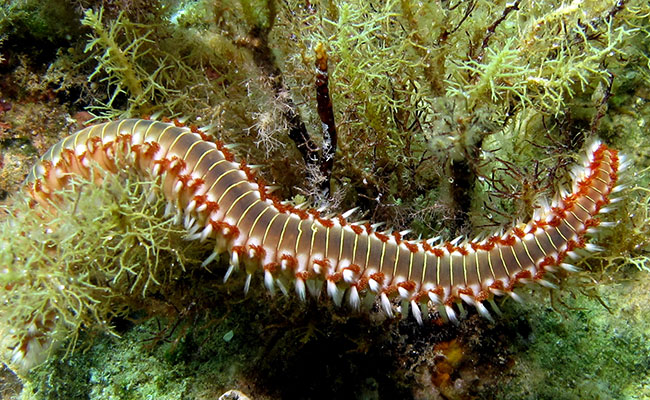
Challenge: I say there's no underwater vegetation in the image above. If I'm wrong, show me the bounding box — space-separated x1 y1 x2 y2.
0 0 649 399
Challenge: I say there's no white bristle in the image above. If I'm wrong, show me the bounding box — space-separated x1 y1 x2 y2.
199 123 216 133
370 222 385 230
264 270 275 294
185 200 197 214
172 212 182 225
200 224 213 241
537 279 558 289
411 300 423 325
306 279 323 298
509 291 522 303
327 280 344 306
295 278 306 301
223 265 235 283
560 263 580 272
445 305 458 325
428 291 441 304
459 293 475 305
146 190 157 204
244 274 252 295
185 222 200 238
342 207 360 219
349 286 360 310
343 268 355 283
164 202 174 217
380 292 394 318
476 302 494 323
327 280 338 300
230 251 239 268
489 287 504 296
201 251 218 268
619 159 631 171
276 278 288 296
184 215 196 230
585 243 604 252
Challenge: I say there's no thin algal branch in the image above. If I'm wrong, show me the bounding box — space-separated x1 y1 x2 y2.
475 0 522 62
314 42 338 198
235 7 321 177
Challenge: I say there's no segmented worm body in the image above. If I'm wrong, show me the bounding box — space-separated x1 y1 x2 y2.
26 118 620 326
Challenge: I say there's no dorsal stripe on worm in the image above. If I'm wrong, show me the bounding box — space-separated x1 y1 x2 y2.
25 118 620 323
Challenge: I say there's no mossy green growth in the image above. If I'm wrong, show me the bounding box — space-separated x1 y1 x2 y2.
239 0 276 32
493 271 650 400
23 319 239 399
0 0 81 46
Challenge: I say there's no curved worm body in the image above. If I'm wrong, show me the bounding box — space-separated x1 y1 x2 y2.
25 118 620 325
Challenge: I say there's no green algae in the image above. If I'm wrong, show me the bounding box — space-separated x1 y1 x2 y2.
27 320 233 399
0 0 82 52
492 270 650 400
